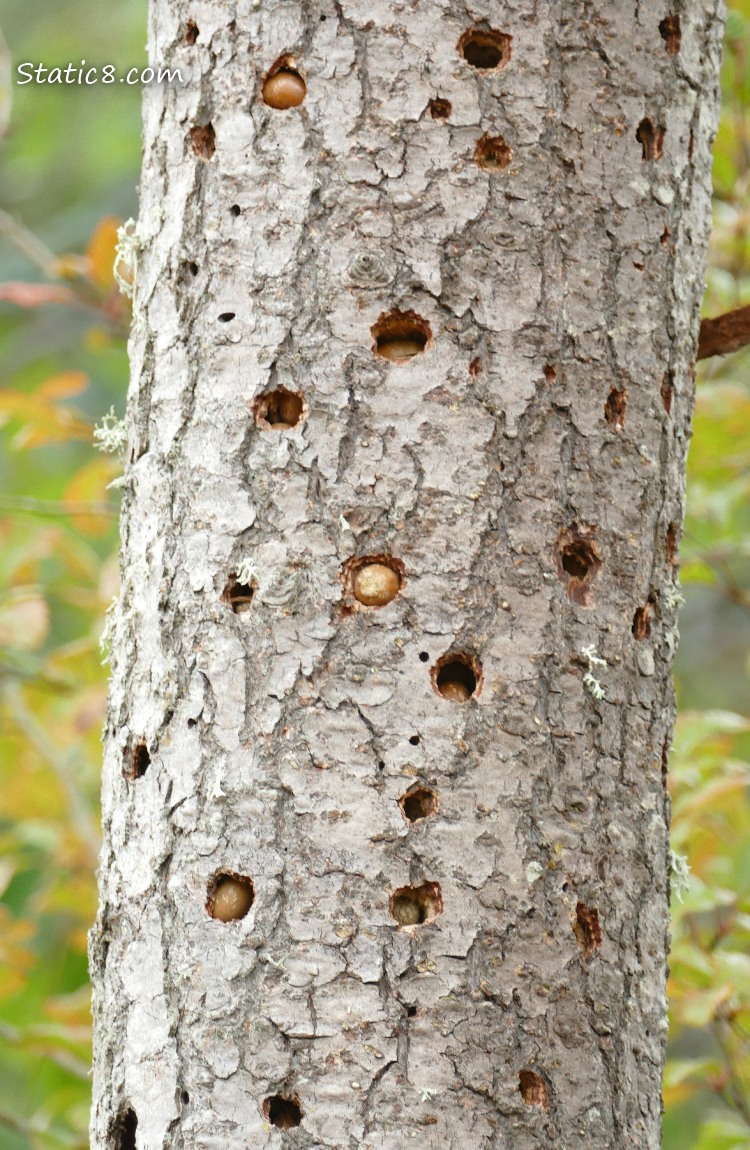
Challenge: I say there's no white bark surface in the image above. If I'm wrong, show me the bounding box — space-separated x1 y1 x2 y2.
91 2 724 1148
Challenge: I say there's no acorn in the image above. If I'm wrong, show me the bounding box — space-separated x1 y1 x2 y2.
210 875 254 922
262 70 306 110
391 895 422 925
376 337 426 363
352 562 401 607
438 678 472 702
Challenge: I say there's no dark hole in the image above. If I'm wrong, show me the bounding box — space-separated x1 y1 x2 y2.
188 261 199 276
406 1005 417 1017
255 388 305 430
187 718 197 728
372 312 431 364
320 12 327 19
181 1091 189 1105
409 735 420 746
459 28 511 69
632 605 651 640
418 651 429 662
392 893 426 924
128 743 150 780
218 312 235 322
659 13 681 55
428 97 452 120
184 20 199 45
223 575 255 614
190 122 215 159
114 1108 138 1150
266 1096 302 1130
636 117 664 162
473 134 512 172
561 546 591 581
604 387 626 429
666 522 678 565
401 787 438 823
435 658 478 701
230 204 241 217
377 760 386 771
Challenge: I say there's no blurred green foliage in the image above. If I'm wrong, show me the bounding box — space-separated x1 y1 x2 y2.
0 2 748 1148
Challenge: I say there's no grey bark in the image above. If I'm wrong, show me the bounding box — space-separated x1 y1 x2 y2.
90 2 724 1149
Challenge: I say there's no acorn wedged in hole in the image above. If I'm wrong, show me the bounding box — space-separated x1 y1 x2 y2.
376 337 426 363
262 70 306 109
209 875 254 922
353 562 401 607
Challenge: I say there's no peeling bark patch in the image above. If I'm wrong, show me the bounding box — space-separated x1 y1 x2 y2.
126 742 150 780
190 123 215 159
253 387 305 430
343 554 405 608
263 1095 303 1129
659 14 681 55
207 871 255 922
632 603 652 640
519 1070 550 1110
473 134 512 172
661 371 674 415
428 97 452 120
636 118 665 161
372 309 432 364
399 786 438 823
556 527 602 605
604 387 627 430
666 521 679 565
222 573 256 614
457 28 512 70
390 881 443 925
184 20 199 45
574 902 603 958
262 70 306 110
112 1107 137 1150
432 652 482 702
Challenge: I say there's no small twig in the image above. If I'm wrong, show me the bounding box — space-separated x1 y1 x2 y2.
698 303 750 360
0 208 58 277
0 494 116 517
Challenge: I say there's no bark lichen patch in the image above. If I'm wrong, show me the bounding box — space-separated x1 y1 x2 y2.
636 117 665 161
519 1070 550 1110
222 573 256 614
390 881 443 926
126 742 150 780
252 386 305 430
111 1107 137 1150
190 123 215 159
432 652 482 702
342 554 405 609
457 27 512 70
659 14 682 55
428 97 452 120
473 134 512 172
262 1094 303 1129
399 785 438 823
573 902 603 958
632 603 652 640
262 55 306 110
371 309 432 364
555 527 602 606
604 387 627 430
206 871 255 922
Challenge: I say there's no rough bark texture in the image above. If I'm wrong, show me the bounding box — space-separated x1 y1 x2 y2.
90 2 724 1148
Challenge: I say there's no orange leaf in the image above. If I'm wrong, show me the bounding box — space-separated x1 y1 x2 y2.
37 371 89 400
86 217 121 292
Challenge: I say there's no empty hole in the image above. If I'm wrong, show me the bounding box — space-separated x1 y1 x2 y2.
473 134 512 172
345 554 404 607
377 760 386 771
519 1070 550 1111
661 372 674 414
458 27 512 69
432 653 481 702
428 97 452 120
469 357 482 377
218 312 235 323
659 13 681 55
187 717 197 728
253 387 305 430
661 737 670 789
207 871 255 922
371 309 432 364
184 20 199 45
126 742 150 780
230 204 241 217
666 521 678 565
400 786 438 823
556 527 602 604
406 1004 417 1017
636 117 665 161
113 1108 138 1150
604 387 626 430
574 902 603 958
409 735 420 746
632 604 652 640
688 129 695 160
190 123 215 159
262 67 306 110
390 881 443 926
418 651 429 662
181 1090 189 1105
263 1095 303 1130
222 573 256 614
188 261 199 276
543 364 557 383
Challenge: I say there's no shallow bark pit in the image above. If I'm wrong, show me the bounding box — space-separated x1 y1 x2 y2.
474 134 512 172
519 1070 550 1111
184 20 199 45
190 123 215 159
574 902 603 958
458 27 512 70
390 881 443 926
343 553 405 608
222 573 256 614
372 309 432 364
126 742 150 780
604 387 626 430
263 1095 303 1129
253 387 305 431
659 13 681 55
428 97 452 120
666 521 678 565
262 59 306 110
432 652 481 702
636 117 665 161
632 603 652 640
400 786 438 823
112 1107 138 1150
661 371 674 414
556 527 602 605
207 871 255 922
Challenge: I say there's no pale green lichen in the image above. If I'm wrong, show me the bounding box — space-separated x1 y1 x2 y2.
114 217 139 298
581 644 606 701
668 849 691 903
93 408 127 455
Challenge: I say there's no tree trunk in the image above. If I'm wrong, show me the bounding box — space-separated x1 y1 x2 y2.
90 2 724 1148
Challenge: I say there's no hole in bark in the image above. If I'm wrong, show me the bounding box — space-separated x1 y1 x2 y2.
222 573 256 614
661 371 674 415
543 364 557 383
390 881 443 926
574 902 603 958
636 117 665 161
688 129 695 160
253 387 305 431
519 1070 550 1110
263 1095 303 1129
470 357 482 377
659 13 681 55
372 309 432 364
377 760 386 771
418 651 430 662
429 97 452 120
181 1091 189 1105
190 123 215 159
632 604 652 640
188 261 199 276
218 312 235 323
126 742 150 781
343 554 405 608
112 1107 138 1150
207 871 255 922
458 27 512 70
556 527 602 605
661 226 671 247
662 737 670 788
230 204 241 217
406 1004 417 1016
184 20 199 45
409 734 420 745
666 521 679 565
432 652 482 702
400 786 438 823
473 134 512 172
262 57 306 109
604 387 627 430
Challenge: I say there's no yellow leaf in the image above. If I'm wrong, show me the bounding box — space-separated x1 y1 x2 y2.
63 457 119 538
86 216 121 292
37 371 89 400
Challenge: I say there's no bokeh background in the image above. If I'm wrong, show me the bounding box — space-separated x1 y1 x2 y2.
0 2 748 1147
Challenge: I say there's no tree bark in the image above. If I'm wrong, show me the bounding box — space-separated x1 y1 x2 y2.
90 2 724 1149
